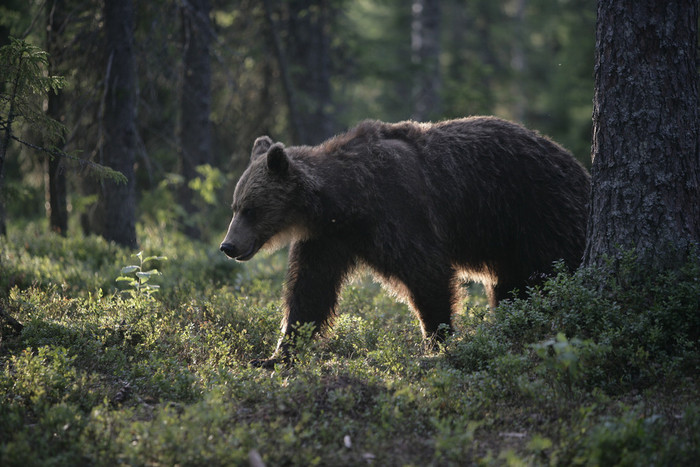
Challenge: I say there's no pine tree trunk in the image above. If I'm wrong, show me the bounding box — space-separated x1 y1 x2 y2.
46 0 68 236
262 0 304 144
285 0 335 144
411 0 441 121
99 0 137 248
509 0 526 123
0 49 23 237
583 0 700 270
0 133 6 236
179 0 212 238
0 143 6 236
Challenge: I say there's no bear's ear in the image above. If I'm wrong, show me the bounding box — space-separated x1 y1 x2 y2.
266 143 289 175
251 136 273 160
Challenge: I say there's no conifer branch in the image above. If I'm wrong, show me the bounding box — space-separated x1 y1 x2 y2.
9 133 127 184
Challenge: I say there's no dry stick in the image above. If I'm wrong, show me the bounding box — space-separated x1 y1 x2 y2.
0 304 23 334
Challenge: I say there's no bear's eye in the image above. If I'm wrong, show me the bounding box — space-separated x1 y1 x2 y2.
241 207 256 220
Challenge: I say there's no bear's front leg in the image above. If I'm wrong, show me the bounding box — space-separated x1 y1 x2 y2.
401 265 457 349
251 238 355 368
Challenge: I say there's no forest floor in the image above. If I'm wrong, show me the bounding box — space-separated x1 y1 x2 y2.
1 221 698 466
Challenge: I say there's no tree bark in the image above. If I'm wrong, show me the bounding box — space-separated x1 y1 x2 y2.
99 0 137 248
583 0 700 270
46 0 68 236
411 0 441 121
179 0 212 238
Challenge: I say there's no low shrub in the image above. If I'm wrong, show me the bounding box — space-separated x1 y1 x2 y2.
1 223 698 465
449 255 700 396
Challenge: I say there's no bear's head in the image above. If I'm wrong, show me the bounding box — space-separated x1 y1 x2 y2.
220 136 309 261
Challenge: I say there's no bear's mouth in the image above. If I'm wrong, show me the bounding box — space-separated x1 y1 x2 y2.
235 242 259 262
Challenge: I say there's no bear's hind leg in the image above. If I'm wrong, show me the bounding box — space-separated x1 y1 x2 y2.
485 278 528 308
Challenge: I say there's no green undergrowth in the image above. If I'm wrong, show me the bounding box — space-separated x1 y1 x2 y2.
1 222 699 465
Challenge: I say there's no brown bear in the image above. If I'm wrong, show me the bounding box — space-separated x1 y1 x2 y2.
220 117 590 366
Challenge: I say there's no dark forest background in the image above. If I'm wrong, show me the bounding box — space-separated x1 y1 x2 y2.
2 3 700 464
0 0 595 245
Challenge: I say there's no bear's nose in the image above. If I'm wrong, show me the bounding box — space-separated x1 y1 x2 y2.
220 242 237 258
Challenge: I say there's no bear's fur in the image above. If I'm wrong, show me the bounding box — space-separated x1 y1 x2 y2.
220 117 590 366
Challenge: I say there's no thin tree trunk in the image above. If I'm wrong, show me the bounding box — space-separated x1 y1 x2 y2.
99 0 137 248
262 0 305 144
283 0 335 144
583 0 700 270
0 151 6 236
47 151 67 234
179 0 212 238
0 126 7 235
46 0 68 235
0 52 23 237
411 0 441 121
510 0 526 123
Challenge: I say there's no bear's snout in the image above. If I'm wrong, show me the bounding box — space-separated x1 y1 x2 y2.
220 240 258 261
219 242 238 259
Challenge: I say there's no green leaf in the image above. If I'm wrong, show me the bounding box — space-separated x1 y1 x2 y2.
121 266 139 274
135 274 150 284
143 255 168 262
115 276 137 286
137 269 161 277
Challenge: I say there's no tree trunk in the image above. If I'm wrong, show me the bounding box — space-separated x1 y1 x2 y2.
0 49 23 237
0 130 6 236
179 0 212 238
284 0 335 144
411 0 441 121
510 0 526 123
583 0 700 271
46 0 68 236
0 144 6 236
263 0 304 144
99 0 137 248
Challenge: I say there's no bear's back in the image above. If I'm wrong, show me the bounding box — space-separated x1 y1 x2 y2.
367 117 590 274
